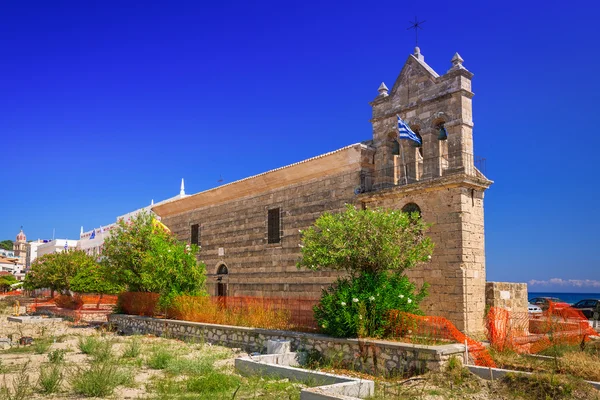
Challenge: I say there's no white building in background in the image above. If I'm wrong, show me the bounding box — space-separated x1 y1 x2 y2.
36 239 79 258
26 239 47 269
78 179 188 257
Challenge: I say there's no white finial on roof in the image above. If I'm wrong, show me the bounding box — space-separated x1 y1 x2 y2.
180 178 185 196
377 82 389 97
151 199 154 206
413 46 424 61
448 52 466 72
80 226 83 235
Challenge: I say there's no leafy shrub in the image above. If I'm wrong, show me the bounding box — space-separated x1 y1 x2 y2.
102 211 207 309
314 272 427 338
117 292 160 316
38 364 63 394
54 294 83 310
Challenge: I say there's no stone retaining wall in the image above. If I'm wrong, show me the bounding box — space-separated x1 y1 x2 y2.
109 314 465 376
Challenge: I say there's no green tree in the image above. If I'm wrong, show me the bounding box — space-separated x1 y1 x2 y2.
297 205 434 338
25 250 96 294
0 274 18 292
102 211 206 308
0 240 13 251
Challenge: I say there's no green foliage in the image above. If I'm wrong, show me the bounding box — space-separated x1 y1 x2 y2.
102 211 207 308
78 336 100 355
0 240 13 251
24 249 109 294
0 274 18 291
33 338 52 354
122 337 141 358
184 371 240 394
297 205 433 275
147 346 175 369
70 262 123 294
38 364 63 394
299 206 433 338
71 361 133 397
314 272 427 338
90 339 114 363
47 349 67 364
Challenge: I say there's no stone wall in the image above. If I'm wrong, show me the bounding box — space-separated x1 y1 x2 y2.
360 178 488 334
485 282 528 313
159 148 365 299
109 314 465 376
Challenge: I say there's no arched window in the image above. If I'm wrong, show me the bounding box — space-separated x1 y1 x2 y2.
402 202 421 217
217 264 228 275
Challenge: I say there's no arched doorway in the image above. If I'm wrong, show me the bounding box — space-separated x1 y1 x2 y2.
216 264 228 298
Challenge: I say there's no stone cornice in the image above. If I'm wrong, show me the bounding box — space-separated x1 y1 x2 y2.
369 89 474 123
358 173 493 203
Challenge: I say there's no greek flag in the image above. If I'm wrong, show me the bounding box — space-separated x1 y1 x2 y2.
90 229 96 240
397 116 421 145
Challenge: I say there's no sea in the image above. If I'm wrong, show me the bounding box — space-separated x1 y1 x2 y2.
529 292 600 305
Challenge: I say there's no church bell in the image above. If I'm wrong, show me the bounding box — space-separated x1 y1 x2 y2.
438 124 448 141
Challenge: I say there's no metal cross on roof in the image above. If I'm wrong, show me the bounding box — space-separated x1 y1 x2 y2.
407 17 426 47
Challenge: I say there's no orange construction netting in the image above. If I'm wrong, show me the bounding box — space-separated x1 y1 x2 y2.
387 310 496 367
486 302 597 354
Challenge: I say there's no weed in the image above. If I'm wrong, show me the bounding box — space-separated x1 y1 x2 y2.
33 338 52 354
185 371 241 394
445 356 471 386
71 361 133 397
122 337 141 358
78 335 100 354
47 349 67 364
0 363 32 400
147 346 175 369
164 356 213 375
90 339 114 363
38 363 63 394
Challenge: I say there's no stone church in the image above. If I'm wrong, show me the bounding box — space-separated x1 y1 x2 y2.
153 47 493 334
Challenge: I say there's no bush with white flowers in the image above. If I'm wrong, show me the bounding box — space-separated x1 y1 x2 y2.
298 205 433 338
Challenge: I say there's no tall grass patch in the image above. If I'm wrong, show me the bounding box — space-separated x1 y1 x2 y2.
71 361 133 397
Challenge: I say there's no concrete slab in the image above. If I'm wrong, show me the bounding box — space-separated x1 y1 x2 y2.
7 316 63 324
236 352 374 399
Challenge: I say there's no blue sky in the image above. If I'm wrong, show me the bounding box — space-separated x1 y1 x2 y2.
1 0 599 292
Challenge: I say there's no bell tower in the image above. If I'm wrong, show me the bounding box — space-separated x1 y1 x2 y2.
14 227 27 266
363 48 493 334
370 47 477 189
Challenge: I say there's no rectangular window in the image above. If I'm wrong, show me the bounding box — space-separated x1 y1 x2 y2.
267 208 280 244
190 224 200 246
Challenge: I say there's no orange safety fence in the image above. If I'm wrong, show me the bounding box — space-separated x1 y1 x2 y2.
386 310 496 367
0 290 23 297
486 302 597 355
28 292 119 314
118 292 319 331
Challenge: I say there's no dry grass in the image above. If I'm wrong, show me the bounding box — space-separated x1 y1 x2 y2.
559 351 600 382
491 343 600 383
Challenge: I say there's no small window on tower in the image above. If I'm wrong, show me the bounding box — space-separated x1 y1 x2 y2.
267 208 281 244
190 224 200 246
